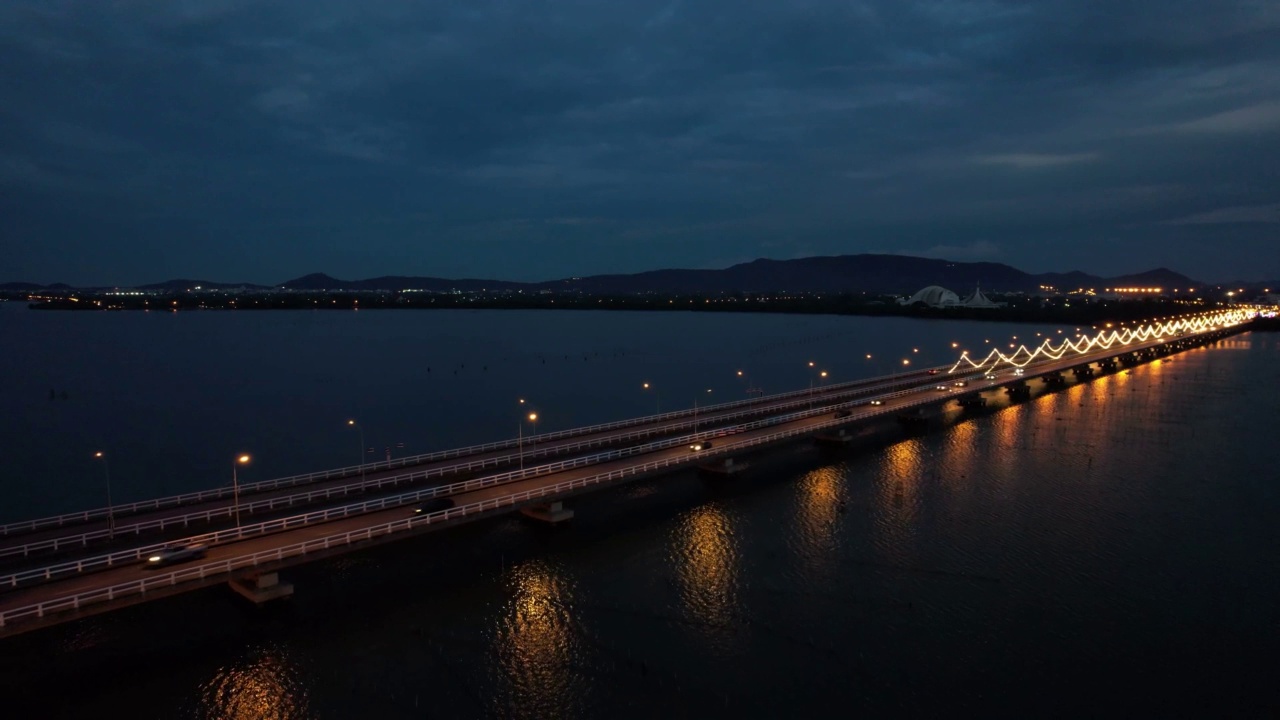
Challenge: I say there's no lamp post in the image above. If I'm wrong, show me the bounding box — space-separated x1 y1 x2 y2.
519 410 538 471
807 361 817 408
233 454 250 529
93 452 114 539
694 388 712 433
642 382 660 414
896 358 910 388
347 419 364 480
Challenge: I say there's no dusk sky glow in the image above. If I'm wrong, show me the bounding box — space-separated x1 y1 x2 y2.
2 1 1279 286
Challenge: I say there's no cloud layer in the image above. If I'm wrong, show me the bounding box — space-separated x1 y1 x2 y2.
2 0 1279 284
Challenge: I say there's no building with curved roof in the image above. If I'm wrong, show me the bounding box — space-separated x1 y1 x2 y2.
898 284 1006 308
899 285 961 307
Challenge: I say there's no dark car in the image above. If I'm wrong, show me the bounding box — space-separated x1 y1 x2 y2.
869 399 884 406
834 409 852 418
142 543 208 569
927 369 939 375
689 441 713 452
414 497 456 515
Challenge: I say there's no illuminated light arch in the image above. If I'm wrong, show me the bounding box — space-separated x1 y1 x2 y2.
946 308 1257 374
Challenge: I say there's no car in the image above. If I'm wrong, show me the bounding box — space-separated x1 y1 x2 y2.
1013 368 1025 376
935 385 950 392
953 381 968 387
869 399 884 406
689 440 713 452
414 497 455 515
984 373 997 380
834 409 852 418
143 543 208 569
927 369 939 375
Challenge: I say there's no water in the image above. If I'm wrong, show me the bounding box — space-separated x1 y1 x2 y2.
1 304 1277 716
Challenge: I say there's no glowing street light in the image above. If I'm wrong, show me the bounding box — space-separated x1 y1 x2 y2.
347 419 365 480
93 452 114 539
694 388 712 433
642 382 660 414
232 454 251 529
518 406 539 472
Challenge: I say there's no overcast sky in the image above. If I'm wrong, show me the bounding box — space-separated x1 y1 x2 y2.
2 1 1278 286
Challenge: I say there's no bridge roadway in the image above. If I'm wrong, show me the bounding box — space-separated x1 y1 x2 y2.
0 320 1246 638
0 369 948 566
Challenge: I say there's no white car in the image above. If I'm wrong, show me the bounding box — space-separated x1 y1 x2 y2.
1013 368 1025 376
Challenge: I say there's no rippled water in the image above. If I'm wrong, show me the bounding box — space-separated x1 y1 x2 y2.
1 306 1277 717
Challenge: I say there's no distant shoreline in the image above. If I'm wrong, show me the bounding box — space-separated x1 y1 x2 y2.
15 292 1224 327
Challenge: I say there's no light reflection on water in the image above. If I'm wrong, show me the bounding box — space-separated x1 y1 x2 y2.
197 643 309 720
490 560 584 718
787 466 844 583
670 505 741 648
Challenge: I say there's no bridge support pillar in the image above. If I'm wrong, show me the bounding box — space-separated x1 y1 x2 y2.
229 572 294 605
699 457 749 476
520 501 575 524
815 428 855 445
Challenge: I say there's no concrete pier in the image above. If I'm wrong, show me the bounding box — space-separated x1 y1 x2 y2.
815 428 857 445
520 501 575 524
698 457 749 476
229 572 294 605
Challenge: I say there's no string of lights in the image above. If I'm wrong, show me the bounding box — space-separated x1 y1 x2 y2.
947 308 1257 374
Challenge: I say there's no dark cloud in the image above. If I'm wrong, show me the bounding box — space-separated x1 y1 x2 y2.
2 0 1278 285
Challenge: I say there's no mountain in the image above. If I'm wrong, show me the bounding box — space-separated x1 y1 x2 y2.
278 273 526 292
0 281 73 291
136 279 270 291
4 254 1206 295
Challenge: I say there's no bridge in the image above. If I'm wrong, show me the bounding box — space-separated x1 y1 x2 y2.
0 308 1258 638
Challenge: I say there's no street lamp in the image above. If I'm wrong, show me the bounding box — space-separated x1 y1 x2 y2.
807 361 817 408
694 388 712 433
347 419 364 480
519 410 538 471
642 382 660 414
895 358 910 388
232 454 251 528
93 452 114 539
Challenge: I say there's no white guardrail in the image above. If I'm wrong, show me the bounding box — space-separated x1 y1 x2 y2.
0 324 1194 563
0 326 1207 566
0 369 977 630
0 371 947 556
0 374 952 589
0 369 942 537
0 327 1237 630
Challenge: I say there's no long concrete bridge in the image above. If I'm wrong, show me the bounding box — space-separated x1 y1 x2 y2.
0 309 1258 638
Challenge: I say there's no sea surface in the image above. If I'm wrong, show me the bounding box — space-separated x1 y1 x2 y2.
1 302 1277 717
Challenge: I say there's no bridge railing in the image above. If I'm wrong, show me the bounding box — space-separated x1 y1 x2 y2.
0 330 1214 584
0 369 944 562
0 327 1244 630
0 379 906 589
0 367 942 537
0 365 1019 630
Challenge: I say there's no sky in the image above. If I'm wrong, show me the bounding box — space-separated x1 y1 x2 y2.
2 0 1279 286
